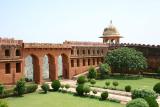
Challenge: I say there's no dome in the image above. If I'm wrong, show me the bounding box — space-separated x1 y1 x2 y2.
102 21 120 37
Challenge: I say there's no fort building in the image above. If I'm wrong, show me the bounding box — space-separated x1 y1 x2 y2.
0 22 160 84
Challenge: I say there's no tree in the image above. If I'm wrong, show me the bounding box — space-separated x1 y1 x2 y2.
98 63 111 79
87 66 97 79
105 47 147 74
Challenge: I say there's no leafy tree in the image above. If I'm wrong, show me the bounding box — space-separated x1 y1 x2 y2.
105 81 110 88
87 66 97 79
98 63 111 79
105 47 147 74
112 81 119 89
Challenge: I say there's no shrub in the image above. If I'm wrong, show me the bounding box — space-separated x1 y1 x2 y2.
61 84 65 89
2 89 14 98
153 82 160 94
145 96 159 107
51 80 61 91
77 76 86 84
25 84 38 93
41 83 49 94
88 67 97 79
92 89 97 94
98 63 111 79
0 100 8 107
90 79 96 86
112 81 119 89
126 98 149 107
83 85 90 94
14 79 26 96
76 84 84 96
0 84 4 95
131 89 158 99
65 84 70 90
105 81 110 88
125 85 131 92
101 91 108 100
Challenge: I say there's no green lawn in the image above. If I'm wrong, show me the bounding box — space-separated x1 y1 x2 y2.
5 92 124 107
92 77 160 90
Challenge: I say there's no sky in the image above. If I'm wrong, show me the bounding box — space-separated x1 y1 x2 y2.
0 0 160 45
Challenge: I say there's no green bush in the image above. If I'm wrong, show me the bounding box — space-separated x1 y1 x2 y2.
145 96 159 107
112 81 119 89
105 81 110 88
14 79 26 96
126 98 149 107
41 83 49 94
65 84 70 90
125 85 131 92
131 89 158 99
76 84 84 96
92 89 97 94
83 85 90 94
90 79 96 86
61 84 65 89
153 82 160 94
0 100 8 107
51 80 61 91
101 91 108 100
88 67 97 79
98 63 111 79
0 84 4 95
2 89 14 98
25 84 38 93
77 76 86 84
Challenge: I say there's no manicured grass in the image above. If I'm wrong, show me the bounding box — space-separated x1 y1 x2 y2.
6 92 124 107
92 77 160 90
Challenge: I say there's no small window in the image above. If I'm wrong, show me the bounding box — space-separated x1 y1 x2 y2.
88 59 90 65
16 49 21 56
83 50 85 54
88 50 90 55
5 63 11 74
16 63 21 73
93 50 95 55
97 58 99 65
101 49 104 54
71 50 74 55
5 49 10 56
77 59 80 67
71 60 74 67
93 59 95 65
77 50 79 55
83 59 85 66
97 50 99 54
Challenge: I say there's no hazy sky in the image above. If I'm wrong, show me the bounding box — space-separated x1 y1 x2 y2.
0 0 160 45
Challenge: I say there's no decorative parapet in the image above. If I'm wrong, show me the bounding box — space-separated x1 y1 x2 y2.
110 43 160 48
24 43 71 49
0 38 23 45
63 40 109 47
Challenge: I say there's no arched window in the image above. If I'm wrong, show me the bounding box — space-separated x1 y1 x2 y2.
16 49 21 56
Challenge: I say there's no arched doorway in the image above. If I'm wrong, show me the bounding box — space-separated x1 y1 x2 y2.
42 54 56 81
24 55 40 83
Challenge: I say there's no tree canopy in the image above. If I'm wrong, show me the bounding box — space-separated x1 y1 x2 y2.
105 47 147 74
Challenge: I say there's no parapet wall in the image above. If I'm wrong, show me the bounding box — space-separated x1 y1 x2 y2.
0 38 23 45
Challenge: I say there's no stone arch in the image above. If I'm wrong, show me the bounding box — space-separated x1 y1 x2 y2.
24 54 40 83
60 53 69 79
42 54 56 81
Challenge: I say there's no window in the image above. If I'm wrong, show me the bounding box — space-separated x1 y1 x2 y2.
97 50 99 54
71 50 74 55
5 63 11 74
88 50 90 55
77 59 80 67
5 49 10 56
83 59 85 66
93 50 95 55
88 59 90 65
16 49 21 56
97 58 99 65
71 60 74 67
83 50 85 54
93 59 95 65
101 49 104 54
16 63 21 73
77 50 79 55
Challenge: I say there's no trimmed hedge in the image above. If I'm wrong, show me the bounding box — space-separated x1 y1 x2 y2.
153 82 160 94
76 84 84 96
51 80 61 91
41 83 49 94
126 98 149 107
125 85 131 92
145 96 159 107
25 84 38 93
101 91 108 100
77 76 86 84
